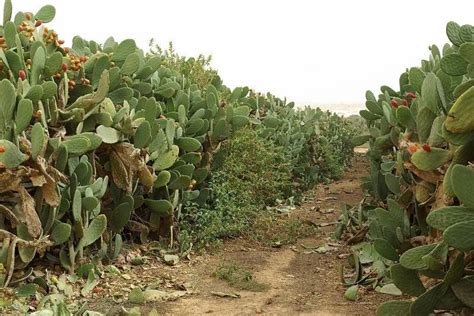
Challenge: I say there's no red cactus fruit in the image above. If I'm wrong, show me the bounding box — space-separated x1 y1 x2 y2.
18 69 26 80
35 20 42 27
407 92 416 99
61 63 68 72
0 146 5 153
401 99 408 107
422 144 431 152
391 99 398 108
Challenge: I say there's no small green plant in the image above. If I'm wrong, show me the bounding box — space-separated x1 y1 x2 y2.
214 263 269 292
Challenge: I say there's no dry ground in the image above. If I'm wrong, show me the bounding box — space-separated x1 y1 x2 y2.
86 153 396 315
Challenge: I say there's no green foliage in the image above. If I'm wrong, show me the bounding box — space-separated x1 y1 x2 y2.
0 0 354 290
215 128 291 207
355 20 474 315
258 105 355 194
178 128 291 247
149 41 218 89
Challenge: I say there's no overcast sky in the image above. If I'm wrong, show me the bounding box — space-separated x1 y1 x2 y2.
20 1 474 108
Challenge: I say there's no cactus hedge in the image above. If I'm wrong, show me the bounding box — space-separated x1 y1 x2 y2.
0 0 355 291
355 21 474 315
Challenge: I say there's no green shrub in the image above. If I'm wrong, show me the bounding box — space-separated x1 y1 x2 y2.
178 128 291 247
213 128 292 207
149 41 218 89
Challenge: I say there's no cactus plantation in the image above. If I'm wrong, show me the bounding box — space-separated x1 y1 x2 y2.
1 0 472 314
352 21 474 316
0 1 361 313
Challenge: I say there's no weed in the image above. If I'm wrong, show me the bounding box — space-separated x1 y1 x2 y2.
214 263 269 292
179 128 292 248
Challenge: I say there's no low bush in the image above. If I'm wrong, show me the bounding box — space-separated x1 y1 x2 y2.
178 128 291 248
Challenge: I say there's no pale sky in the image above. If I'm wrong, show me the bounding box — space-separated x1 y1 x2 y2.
20 1 474 109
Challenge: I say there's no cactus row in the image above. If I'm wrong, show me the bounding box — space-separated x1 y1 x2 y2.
0 0 355 290
355 21 474 315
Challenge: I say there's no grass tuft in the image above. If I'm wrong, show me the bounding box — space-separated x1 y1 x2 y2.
214 263 269 292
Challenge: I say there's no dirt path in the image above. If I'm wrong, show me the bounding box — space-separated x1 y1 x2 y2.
89 154 393 315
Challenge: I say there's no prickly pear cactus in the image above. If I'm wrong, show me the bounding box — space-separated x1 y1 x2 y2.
0 0 356 294
0 0 254 285
353 20 474 315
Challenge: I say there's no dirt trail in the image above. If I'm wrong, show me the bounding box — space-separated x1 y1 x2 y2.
90 153 393 315
163 154 388 315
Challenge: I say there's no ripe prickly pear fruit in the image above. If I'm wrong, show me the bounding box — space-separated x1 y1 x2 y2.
61 63 68 72
407 92 416 99
422 144 431 152
408 143 419 154
220 100 226 108
401 99 408 107
0 146 5 153
19 69 26 80
35 20 42 27
391 100 398 108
